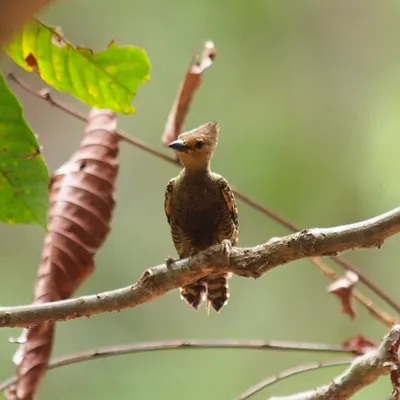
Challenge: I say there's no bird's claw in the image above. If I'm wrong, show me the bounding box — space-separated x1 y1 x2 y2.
220 239 232 266
164 256 176 270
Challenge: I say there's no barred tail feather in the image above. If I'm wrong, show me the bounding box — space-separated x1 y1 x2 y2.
180 280 207 310
205 273 232 313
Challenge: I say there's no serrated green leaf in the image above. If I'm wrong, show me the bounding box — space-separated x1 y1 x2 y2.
6 19 150 113
0 73 49 227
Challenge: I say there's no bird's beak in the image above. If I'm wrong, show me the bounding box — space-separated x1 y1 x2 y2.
168 139 189 153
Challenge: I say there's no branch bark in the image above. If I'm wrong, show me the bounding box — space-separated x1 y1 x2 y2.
0 1 53 48
266 324 400 400
0 206 399 328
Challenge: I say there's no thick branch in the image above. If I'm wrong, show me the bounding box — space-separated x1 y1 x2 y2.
267 324 400 400
0 207 399 328
0 1 53 48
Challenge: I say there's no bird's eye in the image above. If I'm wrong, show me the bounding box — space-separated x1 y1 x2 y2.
194 140 204 149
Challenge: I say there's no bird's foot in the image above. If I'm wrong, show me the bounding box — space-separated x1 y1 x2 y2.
164 256 176 270
220 239 232 266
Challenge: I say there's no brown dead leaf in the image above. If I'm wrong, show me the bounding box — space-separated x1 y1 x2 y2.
343 334 377 355
6 108 120 400
161 40 217 146
327 270 359 319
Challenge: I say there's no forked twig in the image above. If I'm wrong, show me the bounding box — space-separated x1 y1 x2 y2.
237 359 351 399
240 325 400 400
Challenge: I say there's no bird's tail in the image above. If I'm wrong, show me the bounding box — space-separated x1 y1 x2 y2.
180 280 207 310
180 273 233 312
205 273 232 314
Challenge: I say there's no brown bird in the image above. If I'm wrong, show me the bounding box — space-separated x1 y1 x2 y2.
164 121 238 313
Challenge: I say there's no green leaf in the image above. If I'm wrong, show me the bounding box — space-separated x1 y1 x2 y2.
6 20 150 113
0 73 49 227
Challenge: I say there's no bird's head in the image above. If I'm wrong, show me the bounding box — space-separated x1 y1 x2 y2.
168 121 220 169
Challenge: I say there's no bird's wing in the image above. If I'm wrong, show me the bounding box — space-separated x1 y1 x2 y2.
164 178 176 224
217 176 239 244
164 178 187 255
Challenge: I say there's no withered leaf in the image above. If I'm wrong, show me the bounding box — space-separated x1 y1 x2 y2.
343 334 377 355
161 40 216 146
6 108 120 400
327 270 359 319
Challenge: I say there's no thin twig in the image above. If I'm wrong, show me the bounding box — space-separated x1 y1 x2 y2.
8 73 400 327
263 324 400 400
7 77 177 166
0 339 352 392
0 206 399 327
237 359 351 400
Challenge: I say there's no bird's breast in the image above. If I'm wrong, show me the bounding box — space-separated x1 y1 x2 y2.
171 180 225 248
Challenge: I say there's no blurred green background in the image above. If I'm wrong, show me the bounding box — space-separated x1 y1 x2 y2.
1 0 400 398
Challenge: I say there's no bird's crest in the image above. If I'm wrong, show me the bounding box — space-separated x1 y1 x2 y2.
178 121 219 150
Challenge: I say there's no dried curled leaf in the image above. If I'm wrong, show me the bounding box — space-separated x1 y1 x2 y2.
6 108 120 400
343 334 377 355
327 270 359 319
161 40 216 146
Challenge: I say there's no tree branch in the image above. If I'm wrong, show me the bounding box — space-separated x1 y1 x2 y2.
0 1 53 48
0 339 351 392
264 324 400 400
7 73 399 328
0 206 399 327
237 359 351 399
